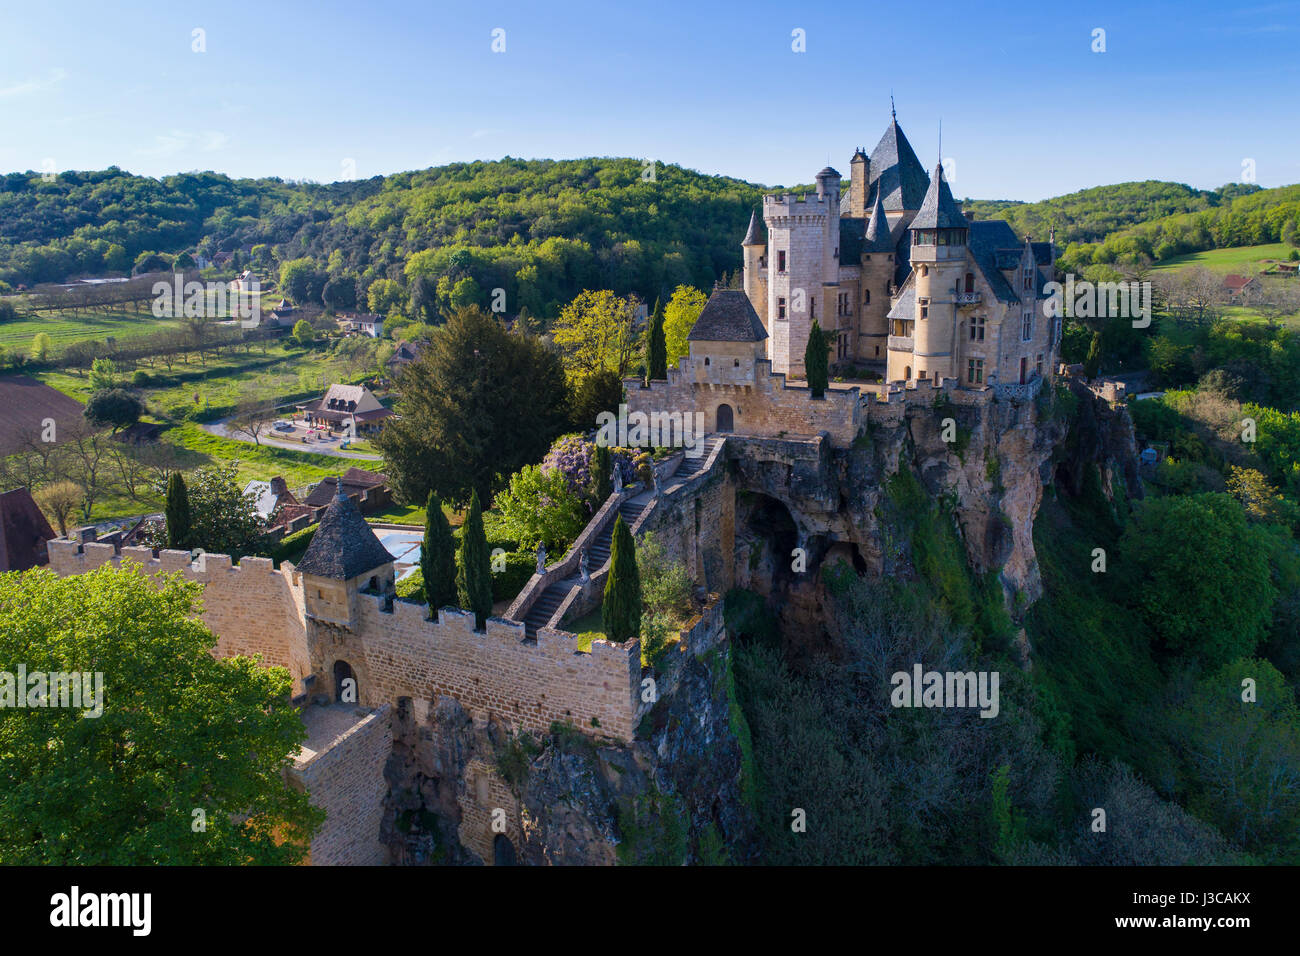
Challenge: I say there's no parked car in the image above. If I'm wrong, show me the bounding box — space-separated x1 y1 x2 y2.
273 420 294 432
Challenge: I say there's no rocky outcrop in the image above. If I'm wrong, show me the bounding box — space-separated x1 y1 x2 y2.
380 610 754 865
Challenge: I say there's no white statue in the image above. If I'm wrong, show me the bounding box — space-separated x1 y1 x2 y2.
579 547 590 583
535 542 547 574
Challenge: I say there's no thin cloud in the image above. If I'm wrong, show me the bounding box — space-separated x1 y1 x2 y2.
136 129 231 157
0 68 68 99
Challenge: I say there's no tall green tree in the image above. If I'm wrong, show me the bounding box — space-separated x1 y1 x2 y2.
157 466 266 560
164 472 192 551
377 305 570 507
645 297 667 382
804 320 829 397
420 492 457 612
456 489 493 630
594 444 613 502
0 562 322 863
602 515 642 644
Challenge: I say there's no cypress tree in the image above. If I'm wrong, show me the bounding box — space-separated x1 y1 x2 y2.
645 298 667 383
455 489 493 630
602 515 642 644
164 472 192 551
420 491 457 612
1084 331 1103 378
594 444 612 502
804 320 830 398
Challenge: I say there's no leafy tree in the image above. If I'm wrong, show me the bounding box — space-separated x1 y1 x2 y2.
31 332 51 362
602 515 641 644
645 297 667 382
367 278 407 318
420 492 457 612
663 284 707 368
279 258 317 303
804 320 829 396
83 388 144 433
455 489 493 629
1118 493 1276 668
155 465 266 560
164 472 192 550
291 318 314 347
493 463 586 553
1170 658 1300 863
88 358 117 390
321 276 356 311
377 305 569 507
551 290 637 380
569 366 624 433
0 562 322 864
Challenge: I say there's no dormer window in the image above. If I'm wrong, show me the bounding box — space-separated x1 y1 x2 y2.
704 357 710 366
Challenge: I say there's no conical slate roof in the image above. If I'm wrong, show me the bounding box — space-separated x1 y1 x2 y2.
864 184 895 252
688 289 768 343
909 163 968 230
296 488 393 580
867 118 930 212
742 209 765 246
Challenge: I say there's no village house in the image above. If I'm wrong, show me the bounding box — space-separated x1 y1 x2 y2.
336 312 384 338
298 383 393 435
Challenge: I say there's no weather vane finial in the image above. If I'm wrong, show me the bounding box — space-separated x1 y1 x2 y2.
890 91 896 121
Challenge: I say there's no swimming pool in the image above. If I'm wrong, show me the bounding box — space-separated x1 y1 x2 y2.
374 529 424 580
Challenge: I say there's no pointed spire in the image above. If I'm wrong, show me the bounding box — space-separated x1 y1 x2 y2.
910 162 968 231
890 92 896 121
864 182 894 252
742 209 765 246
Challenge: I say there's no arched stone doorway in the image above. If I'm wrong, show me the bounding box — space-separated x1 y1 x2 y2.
333 659 355 703
493 834 518 866
716 403 734 432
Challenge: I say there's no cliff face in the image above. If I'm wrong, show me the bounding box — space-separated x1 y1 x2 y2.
378 383 1138 865
731 390 1078 627
380 609 754 866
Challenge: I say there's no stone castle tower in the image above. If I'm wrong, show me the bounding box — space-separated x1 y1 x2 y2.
741 110 1059 392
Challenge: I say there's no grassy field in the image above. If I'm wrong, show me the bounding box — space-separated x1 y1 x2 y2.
1151 242 1297 273
0 306 183 354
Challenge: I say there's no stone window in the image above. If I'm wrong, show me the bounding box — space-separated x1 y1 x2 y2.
811 297 816 319
864 289 870 305
1021 310 1033 341
919 298 929 320
967 358 985 384
704 357 710 366
778 250 787 273
1036 354 1044 377
965 273 975 293
970 315 985 341
778 297 786 320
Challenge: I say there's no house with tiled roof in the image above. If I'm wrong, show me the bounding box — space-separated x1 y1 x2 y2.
299 384 393 435
741 109 1059 391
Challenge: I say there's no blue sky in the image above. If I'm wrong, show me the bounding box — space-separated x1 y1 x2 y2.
1 0 1297 201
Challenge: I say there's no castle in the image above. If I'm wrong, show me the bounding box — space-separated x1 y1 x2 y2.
741 110 1061 389
36 115 1068 866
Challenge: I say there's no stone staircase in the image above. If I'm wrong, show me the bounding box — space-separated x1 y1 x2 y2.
516 435 726 639
521 495 651 638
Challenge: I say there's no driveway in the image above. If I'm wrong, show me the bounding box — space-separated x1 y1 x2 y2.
202 417 384 460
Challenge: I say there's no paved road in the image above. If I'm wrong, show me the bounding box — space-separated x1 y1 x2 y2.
201 417 384 460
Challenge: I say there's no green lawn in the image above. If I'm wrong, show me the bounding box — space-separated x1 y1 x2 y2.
1151 242 1297 273
0 306 184 354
